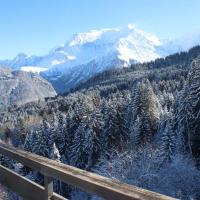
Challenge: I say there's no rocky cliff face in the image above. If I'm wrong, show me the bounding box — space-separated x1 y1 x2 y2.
0 67 56 108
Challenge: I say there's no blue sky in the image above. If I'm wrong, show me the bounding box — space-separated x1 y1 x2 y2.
0 0 200 59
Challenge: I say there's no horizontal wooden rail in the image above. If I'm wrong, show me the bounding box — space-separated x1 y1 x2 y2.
0 142 178 200
0 164 65 200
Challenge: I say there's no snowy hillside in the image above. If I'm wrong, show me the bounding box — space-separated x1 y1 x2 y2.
0 67 56 108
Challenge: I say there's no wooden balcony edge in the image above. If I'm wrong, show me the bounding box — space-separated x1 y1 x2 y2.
0 142 178 200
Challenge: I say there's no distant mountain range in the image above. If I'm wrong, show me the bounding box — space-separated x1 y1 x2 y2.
1 25 200 93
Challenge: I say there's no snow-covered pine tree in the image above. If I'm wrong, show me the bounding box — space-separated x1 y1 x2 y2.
24 120 55 159
103 92 130 153
103 101 117 151
69 121 90 169
69 105 104 169
131 112 152 147
12 118 26 147
64 105 77 161
54 113 68 161
128 79 162 147
174 57 200 157
116 100 129 150
88 108 104 166
160 119 176 163
42 120 55 157
50 143 61 161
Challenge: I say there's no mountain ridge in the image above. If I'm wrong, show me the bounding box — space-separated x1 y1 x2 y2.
1 25 200 93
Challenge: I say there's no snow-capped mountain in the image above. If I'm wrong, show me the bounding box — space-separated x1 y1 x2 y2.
1 25 200 92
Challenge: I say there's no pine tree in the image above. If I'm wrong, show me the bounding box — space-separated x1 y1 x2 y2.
104 102 120 151
160 119 176 163
13 118 26 147
174 57 200 157
103 96 129 153
128 79 162 147
24 121 55 159
69 122 90 169
55 113 68 160
88 108 104 165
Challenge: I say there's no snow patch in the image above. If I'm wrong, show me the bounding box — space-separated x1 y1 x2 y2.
66 55 76 60
51 60 65 66
20 66 48 74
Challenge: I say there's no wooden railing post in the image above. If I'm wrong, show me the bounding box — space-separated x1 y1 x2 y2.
44 176 53 200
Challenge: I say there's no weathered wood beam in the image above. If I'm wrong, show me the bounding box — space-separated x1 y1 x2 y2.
0 164 66 200
0 142 178 200
44 176 53 200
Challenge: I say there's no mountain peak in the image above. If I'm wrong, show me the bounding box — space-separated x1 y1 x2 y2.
68 28 120 47
14 53 29 61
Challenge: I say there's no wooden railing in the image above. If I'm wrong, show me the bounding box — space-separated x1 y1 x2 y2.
0 142 178 200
